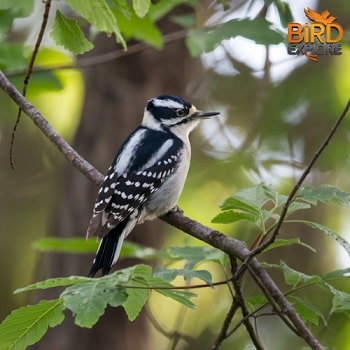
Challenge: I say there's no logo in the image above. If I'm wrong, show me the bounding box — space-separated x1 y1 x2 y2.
287 8 343 62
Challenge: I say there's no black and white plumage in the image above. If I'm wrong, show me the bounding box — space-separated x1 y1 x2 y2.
86 95 219 276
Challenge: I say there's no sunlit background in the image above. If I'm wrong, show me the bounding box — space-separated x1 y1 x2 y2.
0 0 349 349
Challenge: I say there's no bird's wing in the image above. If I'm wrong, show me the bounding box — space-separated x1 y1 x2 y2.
86 143 182 239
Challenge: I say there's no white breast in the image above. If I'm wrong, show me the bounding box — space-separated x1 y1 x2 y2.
140 140 191 222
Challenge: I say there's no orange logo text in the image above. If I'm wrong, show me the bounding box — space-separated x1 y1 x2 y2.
287 8 343 62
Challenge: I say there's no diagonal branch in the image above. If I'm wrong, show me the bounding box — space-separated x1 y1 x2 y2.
0 70 325 350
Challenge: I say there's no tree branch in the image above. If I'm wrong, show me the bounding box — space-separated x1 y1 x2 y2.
0 70 325 349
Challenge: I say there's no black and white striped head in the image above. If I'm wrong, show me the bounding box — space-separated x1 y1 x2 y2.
143 95 219 135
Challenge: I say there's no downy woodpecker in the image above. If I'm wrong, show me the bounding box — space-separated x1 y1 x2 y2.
86 95 219 276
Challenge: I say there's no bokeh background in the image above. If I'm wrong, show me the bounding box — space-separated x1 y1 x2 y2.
0 0 349 349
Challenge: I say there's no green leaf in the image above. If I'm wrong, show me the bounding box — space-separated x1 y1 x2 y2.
287 201 311 215
187 18 284 56
298 221 350 258
263 238 316 253
50 11 93 54
219 196 260 215
265 261 321 288
62 280 127 328
65 0 126 47
133 0 150 18
0 299 64 350
330 290 350 315
154 267 212 284
273 0 293 27
323 267 350 280
123 281 150 321
0 0 34 17
296 185 350 207
245 295 268 311
288 296 326 326
125 264 196 309
155 286 196 309
122 265 152 321
32 237 98 253
171 14 195 28
33 237 164 259
148 0 191 21
168 246 225 269
114 10 162 48
0 42 27 72
15 276 92 294
211 210 257 224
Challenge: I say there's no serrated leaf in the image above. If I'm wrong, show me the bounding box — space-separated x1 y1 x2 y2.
264 261 322 288
330 290 350 315
299 221 350 258
154 267 212 284
187 18 284 56
50 11 93 54
280 261 321 288
122 265 152 321
0 299 64 350
114 10 162 48
15 276 92 294
168 246 225 269
263 238 316 253
296 185 350 207
211 210 257 224
65 0 126 47
62 281 127 328
287 201 311 215
133 0 150 18
219 197 260 215
155 287 196 308
123 283 149 321
128 264 196 309
288 296 326 326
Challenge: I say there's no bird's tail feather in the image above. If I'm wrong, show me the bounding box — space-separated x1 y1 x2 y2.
88 221 127 277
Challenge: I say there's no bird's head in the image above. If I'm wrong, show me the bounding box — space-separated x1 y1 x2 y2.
142 95 219 136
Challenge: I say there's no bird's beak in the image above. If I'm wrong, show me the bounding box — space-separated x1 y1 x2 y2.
192 111 220 118
189 105 220 119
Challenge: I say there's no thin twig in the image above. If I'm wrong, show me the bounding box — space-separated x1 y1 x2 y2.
10 0 52 169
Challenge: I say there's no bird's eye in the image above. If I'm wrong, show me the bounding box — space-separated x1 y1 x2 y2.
176 109 186 117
